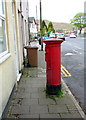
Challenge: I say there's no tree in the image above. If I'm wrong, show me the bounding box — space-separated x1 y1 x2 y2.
42 20 48 34
48 22 55 33
42 20 47 29
71 12 86 34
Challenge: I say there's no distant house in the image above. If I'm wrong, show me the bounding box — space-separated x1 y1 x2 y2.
28 17 38 39
0 0 29 118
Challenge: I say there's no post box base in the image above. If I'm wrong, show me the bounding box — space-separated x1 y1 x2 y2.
46 84 61 95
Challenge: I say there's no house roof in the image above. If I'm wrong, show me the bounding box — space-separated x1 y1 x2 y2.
28 17 36 24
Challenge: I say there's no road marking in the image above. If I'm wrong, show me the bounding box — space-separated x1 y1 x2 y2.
65 53 75 56
61 65 71 77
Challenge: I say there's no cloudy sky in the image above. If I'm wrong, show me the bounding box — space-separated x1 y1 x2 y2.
28 0 85 23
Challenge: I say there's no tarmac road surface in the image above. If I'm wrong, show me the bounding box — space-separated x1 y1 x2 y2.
61 37 85 113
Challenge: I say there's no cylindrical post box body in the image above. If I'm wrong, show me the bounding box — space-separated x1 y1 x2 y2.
43 39 63 95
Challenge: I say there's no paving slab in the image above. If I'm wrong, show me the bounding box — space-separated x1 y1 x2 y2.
48 105 69 113
39 98 56 105
4 67 84 119
31 92 46 99
40 113 60 118
10 105 30 115
13 92 30 99
21 98 38 105
24 87 38 93
19 114 39 118
60 112 83 118
30 105 48 114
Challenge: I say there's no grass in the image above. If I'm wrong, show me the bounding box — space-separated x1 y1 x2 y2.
56 90 64 97
22 71 32 77
45 89 64 104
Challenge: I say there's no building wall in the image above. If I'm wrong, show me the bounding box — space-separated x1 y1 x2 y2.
30 21 37 37
16 0 29 61
18 12 24 70
0 0 29 118
0 1 17 117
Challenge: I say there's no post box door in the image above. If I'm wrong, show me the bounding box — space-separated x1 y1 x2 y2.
46 44 61 85
45 46 51 69
45 46 52 84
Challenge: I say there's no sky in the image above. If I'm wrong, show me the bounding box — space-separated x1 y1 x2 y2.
28 0 85 23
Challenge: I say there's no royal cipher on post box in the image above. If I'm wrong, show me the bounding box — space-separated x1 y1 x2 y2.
43 38 63 95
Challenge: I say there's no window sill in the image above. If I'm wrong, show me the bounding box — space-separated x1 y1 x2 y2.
0 53 11 64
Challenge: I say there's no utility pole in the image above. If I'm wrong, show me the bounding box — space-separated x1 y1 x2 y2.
40 0 43 51
36 5 38 37
28 2 30 44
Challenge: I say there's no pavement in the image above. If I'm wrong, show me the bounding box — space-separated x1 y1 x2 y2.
2 48 85 119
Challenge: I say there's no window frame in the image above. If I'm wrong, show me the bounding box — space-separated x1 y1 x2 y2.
0 0 8 59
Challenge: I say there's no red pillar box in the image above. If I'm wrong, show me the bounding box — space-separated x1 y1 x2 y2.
43 38 63 95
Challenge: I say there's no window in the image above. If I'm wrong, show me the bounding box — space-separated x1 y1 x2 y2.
0 0 4 15
0 0 8 58
0 19 7 53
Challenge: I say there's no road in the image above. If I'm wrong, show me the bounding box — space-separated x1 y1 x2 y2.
61 37 85 112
